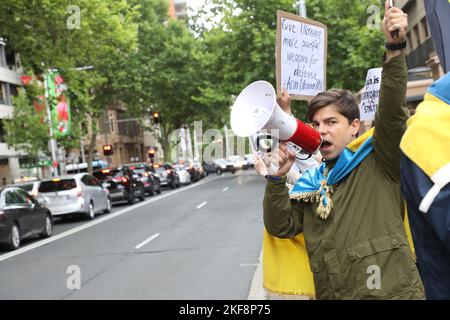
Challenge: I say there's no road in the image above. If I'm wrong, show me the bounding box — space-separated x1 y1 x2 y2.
0 170 266 300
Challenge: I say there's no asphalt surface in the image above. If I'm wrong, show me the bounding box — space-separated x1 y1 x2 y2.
0 170 266 300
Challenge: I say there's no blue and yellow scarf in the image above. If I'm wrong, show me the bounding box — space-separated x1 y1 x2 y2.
289 128 374 219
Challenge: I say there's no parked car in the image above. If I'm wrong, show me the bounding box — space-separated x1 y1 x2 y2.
13 180 41 198
213 158 236 174
173 164 191 185
154 164 180 189
244 154 256 168
125 163 162 196
0 187 53 250
93 167 145 204
192 162 206 179
184 162 200 182
202 160 222 175
227 155 245 171
38 174 111 220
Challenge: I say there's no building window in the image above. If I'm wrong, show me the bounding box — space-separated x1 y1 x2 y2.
0 82 4 105
0 119 7 143
421 18 429 39
109 116 114 132
9 84 18 99
1 82 12 105
0 41 6 68
5 50 17 70
413 24 420 47
406 31 412 52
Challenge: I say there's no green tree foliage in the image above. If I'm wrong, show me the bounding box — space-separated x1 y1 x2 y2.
124 0 205 161
307 0 385 91
194 0 385 120
1 0 387 167
193 0 295 123
4 84 49 158
1 0 139 171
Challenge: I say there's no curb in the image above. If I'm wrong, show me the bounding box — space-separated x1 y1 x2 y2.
247 249 268 300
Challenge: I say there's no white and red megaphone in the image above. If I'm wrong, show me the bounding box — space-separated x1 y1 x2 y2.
230 80 322 155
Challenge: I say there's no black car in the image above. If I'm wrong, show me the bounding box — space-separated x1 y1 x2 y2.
154 164 180 189
206 159 236 174
127 163 162 196
93 166 146 204
0 187 53 250
203 161 223 175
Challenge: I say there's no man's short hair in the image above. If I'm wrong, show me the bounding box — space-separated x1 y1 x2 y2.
307 89 360 124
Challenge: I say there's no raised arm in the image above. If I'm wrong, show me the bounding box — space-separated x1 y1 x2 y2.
372 2 410 182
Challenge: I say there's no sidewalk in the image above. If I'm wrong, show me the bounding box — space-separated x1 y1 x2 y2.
247 249 268 300
247 249 313 300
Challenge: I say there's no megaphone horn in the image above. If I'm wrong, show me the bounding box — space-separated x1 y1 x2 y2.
230 81 322 154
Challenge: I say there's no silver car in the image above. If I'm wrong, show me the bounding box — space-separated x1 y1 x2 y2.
13 180 41 198
37 173 112 219
173 164 191 185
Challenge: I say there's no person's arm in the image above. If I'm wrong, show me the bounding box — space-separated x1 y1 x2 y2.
263 176 304 238
262 142 304 238
373 2 410 182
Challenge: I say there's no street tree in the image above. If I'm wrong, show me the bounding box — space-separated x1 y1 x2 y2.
124 0 204 162
193 0 384 121
1 0 139 173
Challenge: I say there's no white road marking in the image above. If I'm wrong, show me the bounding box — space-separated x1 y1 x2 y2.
196 201 207 209
240 263 259 267
222 187 229 192
134 233 160 250
0 175 222 263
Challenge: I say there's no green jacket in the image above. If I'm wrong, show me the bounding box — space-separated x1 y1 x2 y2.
263 54 424 300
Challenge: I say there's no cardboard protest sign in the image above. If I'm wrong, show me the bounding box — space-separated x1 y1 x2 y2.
276 11 327 101
359 67 383 121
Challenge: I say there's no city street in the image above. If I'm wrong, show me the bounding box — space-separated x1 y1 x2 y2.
0 170 266 300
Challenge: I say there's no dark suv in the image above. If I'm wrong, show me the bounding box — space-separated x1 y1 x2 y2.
93 166 145 204
126 163 162 196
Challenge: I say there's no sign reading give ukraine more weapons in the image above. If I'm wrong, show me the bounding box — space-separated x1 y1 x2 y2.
276 11 327 101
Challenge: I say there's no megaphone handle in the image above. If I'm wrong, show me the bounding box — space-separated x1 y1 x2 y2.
296 153 313 161
256 134 278 153
388 0 399 38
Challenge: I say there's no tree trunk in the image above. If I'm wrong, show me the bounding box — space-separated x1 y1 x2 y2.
158 124 172 163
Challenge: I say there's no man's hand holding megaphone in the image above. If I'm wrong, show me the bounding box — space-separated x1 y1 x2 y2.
268 142 297 178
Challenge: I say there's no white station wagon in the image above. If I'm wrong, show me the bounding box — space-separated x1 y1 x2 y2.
37 173 111 219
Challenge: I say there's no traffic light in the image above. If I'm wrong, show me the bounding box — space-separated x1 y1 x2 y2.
152 112 161 124
103 144 113 156
148 148 156 159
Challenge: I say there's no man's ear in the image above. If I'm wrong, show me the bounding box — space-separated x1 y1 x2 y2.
350 119 360 137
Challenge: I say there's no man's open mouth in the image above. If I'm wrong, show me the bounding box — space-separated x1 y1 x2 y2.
320 140 332 149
